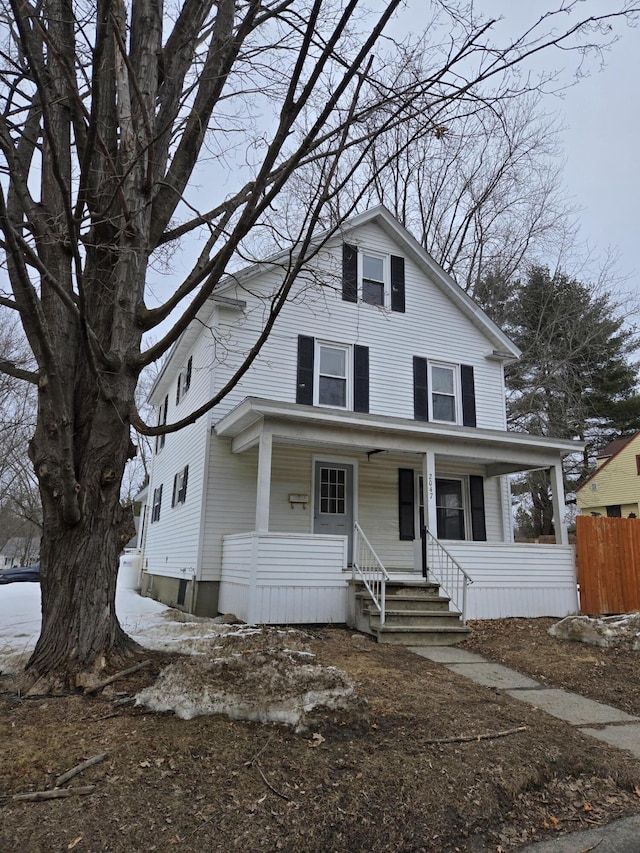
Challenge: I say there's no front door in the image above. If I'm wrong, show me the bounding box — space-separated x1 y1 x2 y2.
313 462 354 563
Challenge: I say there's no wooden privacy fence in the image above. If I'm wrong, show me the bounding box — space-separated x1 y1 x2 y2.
576 515 640 615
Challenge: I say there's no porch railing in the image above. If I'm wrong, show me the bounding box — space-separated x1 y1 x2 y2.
424 528 473 623
353 522 390 625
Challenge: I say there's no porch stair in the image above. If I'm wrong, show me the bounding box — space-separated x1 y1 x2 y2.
352 578 472 646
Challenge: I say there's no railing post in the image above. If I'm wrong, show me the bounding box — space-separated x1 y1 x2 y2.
380 580 386 626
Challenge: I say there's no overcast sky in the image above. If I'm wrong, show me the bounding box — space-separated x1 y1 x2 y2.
470 2 640 309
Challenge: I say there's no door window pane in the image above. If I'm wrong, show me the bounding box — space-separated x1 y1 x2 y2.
320 467 346 514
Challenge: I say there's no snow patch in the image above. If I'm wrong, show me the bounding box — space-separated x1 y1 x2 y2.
549 613 640 649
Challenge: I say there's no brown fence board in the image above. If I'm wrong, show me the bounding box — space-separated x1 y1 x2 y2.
576 516 640 614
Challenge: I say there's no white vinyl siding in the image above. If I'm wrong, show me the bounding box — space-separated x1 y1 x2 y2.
210 220 507 429
446 543 578 619
143 332 212 580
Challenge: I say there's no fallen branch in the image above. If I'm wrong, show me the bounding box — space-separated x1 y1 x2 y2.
83 660 151 695
425 725 528 745
12 786 95 802
256 764 291 801
245 734 275 767
55 753 107 787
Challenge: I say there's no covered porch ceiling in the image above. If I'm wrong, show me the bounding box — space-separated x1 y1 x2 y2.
214 397 584 477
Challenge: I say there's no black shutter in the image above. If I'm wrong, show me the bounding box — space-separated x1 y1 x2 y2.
469 475 486 541
342 243 358 303
181 465 189 503
172 473 178 507
175 373 181 406
353 345 369 413
185 357 192 390
399 468 415 540
296 335 315 404
461 364 476 427
391 255 405 313
413 356 429 421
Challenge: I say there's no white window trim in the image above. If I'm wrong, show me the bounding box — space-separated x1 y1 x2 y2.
417 473 470 541
428 361 461 425
358 250 390 307
313 340 352 409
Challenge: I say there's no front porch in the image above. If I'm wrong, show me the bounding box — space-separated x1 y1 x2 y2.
213 397 580 631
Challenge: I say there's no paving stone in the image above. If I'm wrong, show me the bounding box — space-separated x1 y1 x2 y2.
445 662 540 689
579 723 640 759
506 688 639 726
409 646 488 664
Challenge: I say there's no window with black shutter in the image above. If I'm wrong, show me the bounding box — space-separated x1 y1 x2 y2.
172 466 189 507
151 484 163 522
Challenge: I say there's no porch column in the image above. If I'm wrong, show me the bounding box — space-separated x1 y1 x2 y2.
550 463 568 545
421 450 437 534
255 427 272 533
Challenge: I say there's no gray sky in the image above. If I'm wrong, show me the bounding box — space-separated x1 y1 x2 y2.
472 2 640 306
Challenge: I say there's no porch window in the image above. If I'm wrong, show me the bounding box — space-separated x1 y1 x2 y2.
436 478 466 540
316 343 349 408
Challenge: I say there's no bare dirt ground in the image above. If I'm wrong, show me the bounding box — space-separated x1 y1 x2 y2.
2 619 640 852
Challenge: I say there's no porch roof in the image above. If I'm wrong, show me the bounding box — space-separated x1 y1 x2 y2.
214 397 584 476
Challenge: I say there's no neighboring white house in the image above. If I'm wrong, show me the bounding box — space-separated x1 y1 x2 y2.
141 206 581 633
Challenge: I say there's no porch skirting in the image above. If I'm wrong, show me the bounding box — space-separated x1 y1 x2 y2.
220 532 349 624
445 542 578 620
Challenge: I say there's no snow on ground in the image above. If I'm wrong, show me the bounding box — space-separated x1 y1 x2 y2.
550 612 640 649
0 583 358 730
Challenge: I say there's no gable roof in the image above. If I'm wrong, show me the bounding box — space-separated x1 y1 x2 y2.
576 432 640 493
149 205 520 403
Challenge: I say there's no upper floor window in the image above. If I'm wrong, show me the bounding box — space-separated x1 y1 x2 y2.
430 362 458 423
155 395 168 453
316 343 350 407
342 243 405 312
297 335 369 413
176 357 193 405
172 465 189 507
413 357 476 427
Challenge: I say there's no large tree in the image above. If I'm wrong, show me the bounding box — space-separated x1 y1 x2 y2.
0 0 639 690
477 265 640 535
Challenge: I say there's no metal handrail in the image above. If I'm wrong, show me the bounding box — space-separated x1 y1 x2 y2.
352 522 390 625
424 529 473 622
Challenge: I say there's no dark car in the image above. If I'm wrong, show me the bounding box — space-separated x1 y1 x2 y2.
0 563 40 584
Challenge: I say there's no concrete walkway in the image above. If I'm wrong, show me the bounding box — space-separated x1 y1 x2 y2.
410 645 640 852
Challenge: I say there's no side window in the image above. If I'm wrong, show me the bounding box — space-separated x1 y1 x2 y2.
155 395 168 452
176 357 193 405
151 484 163 522
172 465 189 507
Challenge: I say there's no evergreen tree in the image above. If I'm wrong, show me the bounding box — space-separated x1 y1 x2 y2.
478 266 640 535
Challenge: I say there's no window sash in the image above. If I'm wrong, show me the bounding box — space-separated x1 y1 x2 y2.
316 343 350 408
429 363 458 423
359 252 388 306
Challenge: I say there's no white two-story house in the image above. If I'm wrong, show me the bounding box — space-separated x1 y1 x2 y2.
140 206 580 641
